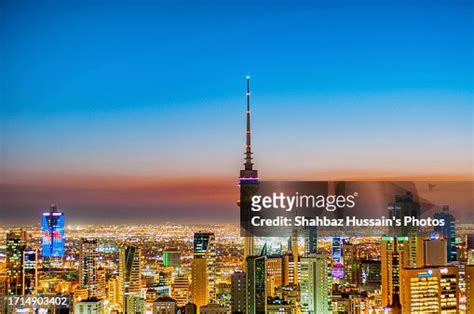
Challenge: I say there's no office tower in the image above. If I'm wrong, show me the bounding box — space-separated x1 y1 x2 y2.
434 205 457 262
41 204 65 261
466 265 474 313
97 267 106 299
266 255 283 288
290 230 299 284
342 242 356 286
172 274 190 307
388 192 421 236
231 271 246 314
332 237 342 263
73 298 105 314
400 266 459 312
246 256 267 314
163 248 181 268
282 253 296 285
192 258 208 312
22 248 38 295
79 239 100 298
423 236 447 266
381 236 407 307
239 76 259 263
300 254 332 314
304 226 318 255
107 276 120 306
193 232 216 304
6 229 27 295
119 245 142 310
153 296 177 314
124 295 146 314
200 304 227 314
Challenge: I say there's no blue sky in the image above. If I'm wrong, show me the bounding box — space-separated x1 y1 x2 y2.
1 0 472 223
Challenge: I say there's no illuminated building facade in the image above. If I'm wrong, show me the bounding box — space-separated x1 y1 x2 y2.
41 204 65 259
22 248 38 295
400 266 458 313
434 205 457 262
163 248 181 268
381 236 406 307
231 271 246 314
193 232 216 303
6 229 27 295
79 238 100 299
119 245 142 310
172 274 190 307
300 254 332 314
246 255 267 314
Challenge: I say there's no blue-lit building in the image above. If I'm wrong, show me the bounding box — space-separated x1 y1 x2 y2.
41 204 65 258
434 205 457 262
332 236 342 262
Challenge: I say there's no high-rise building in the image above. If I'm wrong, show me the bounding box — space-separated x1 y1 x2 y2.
304 226 318 256
192 257 208 313
246 256 267 314
79 239 100 298
466 265 474 313
282 253 296 286
6 229 27 295
299 254 332 314
41 204 65 260
423 235 447 266
73 297 104 314
118 245 142 310
231 271 246 314
332 237 342 263
124 295 146 314
239 76 259 264
22 248 38 295
342 241 356 287
153 296 177 314
381 236 407 307
400 266 459 312
192 232 216 306
434 205 457 262
263 255 282 298
163 248 181 268
388 192 421 236
172 274 190 307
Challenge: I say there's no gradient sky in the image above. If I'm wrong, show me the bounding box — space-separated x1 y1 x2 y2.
1 0 473 224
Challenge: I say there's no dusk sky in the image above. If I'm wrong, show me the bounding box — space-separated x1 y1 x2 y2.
1 0 473 224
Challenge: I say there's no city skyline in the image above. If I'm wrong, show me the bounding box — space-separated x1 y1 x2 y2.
1 0 473 224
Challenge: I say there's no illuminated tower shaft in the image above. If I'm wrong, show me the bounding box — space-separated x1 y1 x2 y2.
239 76 259 265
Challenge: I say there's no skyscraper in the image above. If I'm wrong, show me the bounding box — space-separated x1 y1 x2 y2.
231 271 246 314
6 229 27 295
434 205 457 262
400 266 459 312
172 274 190 307
239 76 259 263
79 238 100 299
381 236 407 307
388 192 421 236
246 256 266 314
41 204 65 260
304 226 318 256
119 245 142 311
466 265 474 313
163 248 181 269
22 248 38 295
192 232 216 304
192 258 209 313
300 254 332 314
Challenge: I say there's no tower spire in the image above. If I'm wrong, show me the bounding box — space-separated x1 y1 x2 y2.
245 76 253 170
240 76 258 179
